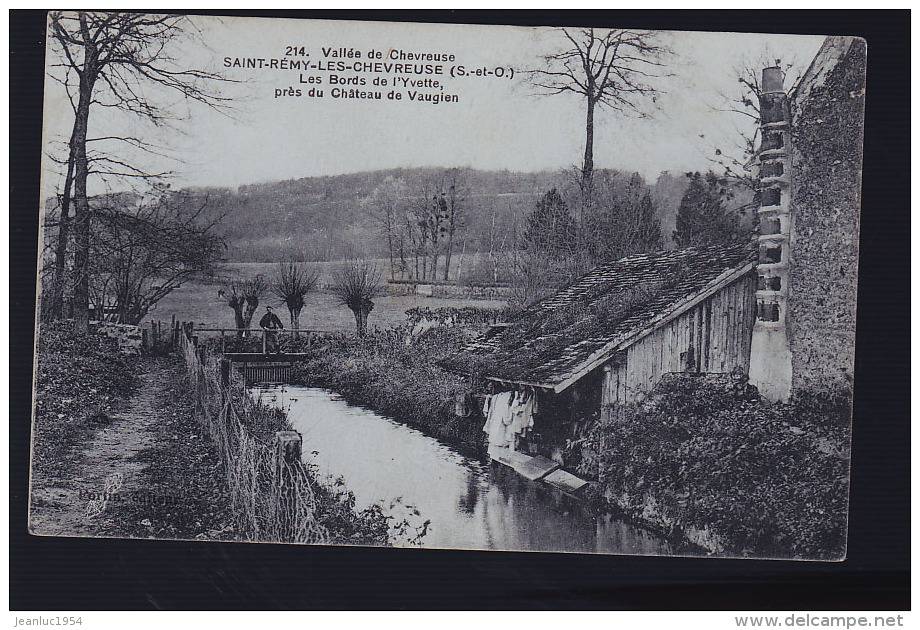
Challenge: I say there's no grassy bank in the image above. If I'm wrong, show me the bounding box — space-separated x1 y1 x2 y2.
82 353 389 544
218 375 392 546
31 321 139 485
577 375 851 559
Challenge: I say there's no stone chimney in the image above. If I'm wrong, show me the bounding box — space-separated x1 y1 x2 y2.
748 66 793 402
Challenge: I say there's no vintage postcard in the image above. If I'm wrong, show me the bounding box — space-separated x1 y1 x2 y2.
30 13 864 560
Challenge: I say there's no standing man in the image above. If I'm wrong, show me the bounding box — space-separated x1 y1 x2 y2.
259 305 284 353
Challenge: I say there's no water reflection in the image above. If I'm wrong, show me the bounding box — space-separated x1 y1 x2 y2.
254 385 671 555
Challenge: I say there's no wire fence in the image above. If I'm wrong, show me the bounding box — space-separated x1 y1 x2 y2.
178 328 328 544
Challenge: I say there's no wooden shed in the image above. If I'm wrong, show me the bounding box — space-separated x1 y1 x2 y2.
442 243 758 461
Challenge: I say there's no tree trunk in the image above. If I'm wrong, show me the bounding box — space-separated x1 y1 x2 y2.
575 96 599 277
385 216 396 281
243 299 258 332
443 232 453 282
291 308 300 338
397 238 407 280
352 307 368 337
456 238 466 284
582 96 596 192
71 64 97 334
46 150 76 321
234 306 246 339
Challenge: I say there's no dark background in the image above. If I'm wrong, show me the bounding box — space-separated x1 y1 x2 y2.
10 10 910 610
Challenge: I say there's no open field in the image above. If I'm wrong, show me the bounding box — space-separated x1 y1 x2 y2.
143 262 507 333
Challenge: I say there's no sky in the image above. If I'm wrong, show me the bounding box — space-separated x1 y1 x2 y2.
39 15 824 197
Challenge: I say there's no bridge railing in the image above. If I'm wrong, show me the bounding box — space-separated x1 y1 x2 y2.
193 327 332 355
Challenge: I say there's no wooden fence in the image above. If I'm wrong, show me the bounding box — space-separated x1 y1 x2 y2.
142 316 184 354
177 327 327 543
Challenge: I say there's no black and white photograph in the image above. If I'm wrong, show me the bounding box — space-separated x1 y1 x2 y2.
27 12 866 562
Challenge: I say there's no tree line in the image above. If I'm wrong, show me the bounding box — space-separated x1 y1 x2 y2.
369 169 469 283
512 169 751 306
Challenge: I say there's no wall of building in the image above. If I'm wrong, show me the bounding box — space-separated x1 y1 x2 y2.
602 271 757 405
787 38 866 395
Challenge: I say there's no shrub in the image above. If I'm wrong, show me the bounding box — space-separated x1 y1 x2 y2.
580 375 851 559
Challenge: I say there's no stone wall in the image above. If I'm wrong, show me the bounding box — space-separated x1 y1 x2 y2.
90 321 143 355
387 280 512 300
787 37 866 395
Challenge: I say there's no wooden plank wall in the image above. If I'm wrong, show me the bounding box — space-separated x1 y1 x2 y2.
602 272 757 405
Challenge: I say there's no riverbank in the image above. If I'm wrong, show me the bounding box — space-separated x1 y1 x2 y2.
179 337 392 546
288 327 486 455
99 351 389 544
283 324 849 558
29 321 389 544
577 375 852 559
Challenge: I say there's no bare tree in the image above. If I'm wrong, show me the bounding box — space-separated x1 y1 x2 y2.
273 262 319 333
528 28 668 191
46 11 232 332
90 186 225 324
412 182 443 281
408 169 468 282
440 170 467 282
367 176 409 280
402 200 426 281
219 274 267 338
242 274 268 332
331 260 383 338
218 282 248 338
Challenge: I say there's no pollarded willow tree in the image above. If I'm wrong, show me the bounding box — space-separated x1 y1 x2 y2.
528 28 669 192
331 260 383 338
219 274 268 338
273 262 320 333
46 11 232 332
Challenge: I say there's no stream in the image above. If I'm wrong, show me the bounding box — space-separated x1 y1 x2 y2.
253 384 671 554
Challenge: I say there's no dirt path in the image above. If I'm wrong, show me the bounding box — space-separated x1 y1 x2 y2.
29 359 169 537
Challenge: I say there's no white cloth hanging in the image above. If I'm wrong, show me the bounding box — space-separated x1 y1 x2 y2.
483 389 536 458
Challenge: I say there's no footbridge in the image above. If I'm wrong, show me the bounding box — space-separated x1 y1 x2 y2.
194 327 333 385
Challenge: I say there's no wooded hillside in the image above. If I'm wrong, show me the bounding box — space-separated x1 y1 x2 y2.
178 168 697 263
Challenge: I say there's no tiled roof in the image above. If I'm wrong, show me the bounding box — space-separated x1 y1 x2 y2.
441 243 756 391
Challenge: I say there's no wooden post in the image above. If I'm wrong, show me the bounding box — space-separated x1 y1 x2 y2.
220 330 226 355
171 315 177 348
220 359 231 388
274 430 303 541
262 331 267 355
141 328 148 353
